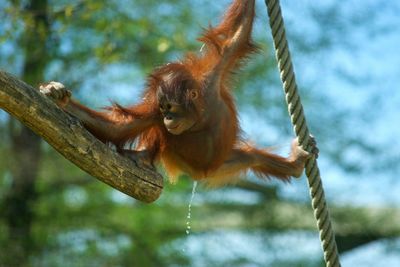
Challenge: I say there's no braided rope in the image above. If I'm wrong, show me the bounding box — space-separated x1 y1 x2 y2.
264 1 341 266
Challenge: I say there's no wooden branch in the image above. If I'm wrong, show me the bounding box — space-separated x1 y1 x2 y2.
0 70 163 203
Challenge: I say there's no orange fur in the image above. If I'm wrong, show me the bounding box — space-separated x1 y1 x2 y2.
51 0 311 185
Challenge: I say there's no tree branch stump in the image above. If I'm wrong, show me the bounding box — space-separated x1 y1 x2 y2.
0 70 163 203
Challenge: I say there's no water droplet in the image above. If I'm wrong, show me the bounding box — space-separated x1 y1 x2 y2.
185 181 198 236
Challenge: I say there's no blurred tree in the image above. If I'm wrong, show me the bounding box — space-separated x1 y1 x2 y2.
1 0 399 266
2 0 50 265
0 0 200 266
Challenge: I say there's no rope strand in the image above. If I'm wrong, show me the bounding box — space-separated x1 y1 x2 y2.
264 1 341 266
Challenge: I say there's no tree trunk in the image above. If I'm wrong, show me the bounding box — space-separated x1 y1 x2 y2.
3 0 49 265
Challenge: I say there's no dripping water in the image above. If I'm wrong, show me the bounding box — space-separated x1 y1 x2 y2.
185 181 198 235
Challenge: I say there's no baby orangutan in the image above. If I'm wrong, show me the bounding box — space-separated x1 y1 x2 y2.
40 0 317 186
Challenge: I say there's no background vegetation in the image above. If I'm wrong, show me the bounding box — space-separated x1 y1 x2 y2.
1 0 399 266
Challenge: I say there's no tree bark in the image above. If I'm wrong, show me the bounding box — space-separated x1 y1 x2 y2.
0 70 163 203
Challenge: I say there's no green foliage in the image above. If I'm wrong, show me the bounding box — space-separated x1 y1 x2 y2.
1 0 400 266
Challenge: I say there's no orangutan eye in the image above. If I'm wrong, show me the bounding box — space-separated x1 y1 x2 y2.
159 103 173 112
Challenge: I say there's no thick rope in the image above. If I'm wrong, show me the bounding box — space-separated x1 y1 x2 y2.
264 0 341 266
